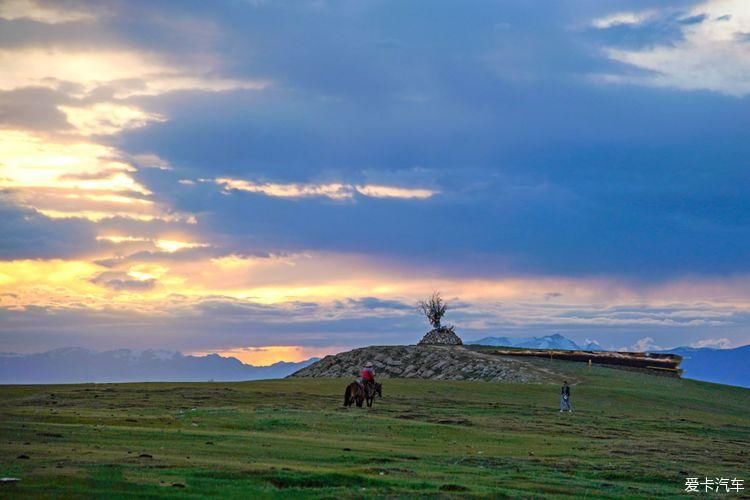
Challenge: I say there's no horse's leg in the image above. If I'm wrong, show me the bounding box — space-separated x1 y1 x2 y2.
357 389 364 407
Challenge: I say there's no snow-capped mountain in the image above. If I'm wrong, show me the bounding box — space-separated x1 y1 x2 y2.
467 334 748 388
467 333 602 351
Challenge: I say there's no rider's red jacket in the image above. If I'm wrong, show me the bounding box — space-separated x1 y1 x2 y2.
361 368 375 381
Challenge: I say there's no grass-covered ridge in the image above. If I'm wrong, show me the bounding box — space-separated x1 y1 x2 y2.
1 359 748 498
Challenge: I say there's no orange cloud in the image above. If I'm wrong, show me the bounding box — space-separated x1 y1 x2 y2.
58 103 166 136
215 177 438 201
3 252 750 316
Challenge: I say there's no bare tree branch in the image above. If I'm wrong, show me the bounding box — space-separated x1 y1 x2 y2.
417 291 447 329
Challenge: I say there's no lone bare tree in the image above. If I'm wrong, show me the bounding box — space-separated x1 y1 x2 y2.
418 292 447 329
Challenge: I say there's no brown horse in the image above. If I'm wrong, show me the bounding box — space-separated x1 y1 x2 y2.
344 381 364 407
364 381 382 408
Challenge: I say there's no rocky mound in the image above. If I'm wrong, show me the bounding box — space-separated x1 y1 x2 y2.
418 326 462 345
288 345 553 383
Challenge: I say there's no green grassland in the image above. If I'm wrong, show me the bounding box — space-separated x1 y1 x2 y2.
1 359 748 498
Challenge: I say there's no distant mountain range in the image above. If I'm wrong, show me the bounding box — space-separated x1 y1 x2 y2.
0 348 318 384
3 338 748 388
467 333 603 351
467 333 749 388
654 346 750 389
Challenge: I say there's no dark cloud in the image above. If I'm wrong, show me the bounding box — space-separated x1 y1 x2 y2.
0 202 97 259
0 87 71 131
59 169 127 181
678 13 709 25
90 271 157 291
344 297 413 311
92 247 271 269
0 298 421 352
100 1 750 278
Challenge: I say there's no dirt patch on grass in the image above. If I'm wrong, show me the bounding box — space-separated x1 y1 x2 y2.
395 412 430 420
362 467 415 475
264 471 386 489
357 457 397 464
440 484 469 491
433 418 472 426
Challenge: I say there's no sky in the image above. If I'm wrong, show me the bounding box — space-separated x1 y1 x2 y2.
1 0 749 364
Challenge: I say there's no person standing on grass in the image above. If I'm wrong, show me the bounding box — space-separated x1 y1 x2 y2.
560 381 572 412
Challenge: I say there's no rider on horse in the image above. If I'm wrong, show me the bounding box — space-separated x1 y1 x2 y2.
360 361 375 393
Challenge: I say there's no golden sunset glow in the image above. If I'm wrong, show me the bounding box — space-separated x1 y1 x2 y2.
96 235 151 244
95 236 209 252
2 253 748 320
0 48 269 98
154 240 211 253
191 345 345 366
0 130 147 193
0 129 196 222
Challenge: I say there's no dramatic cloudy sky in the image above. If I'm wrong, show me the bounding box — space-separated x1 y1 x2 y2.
1 0 749 363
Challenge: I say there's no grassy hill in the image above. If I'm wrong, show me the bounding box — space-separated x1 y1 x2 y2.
1 359 748 498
